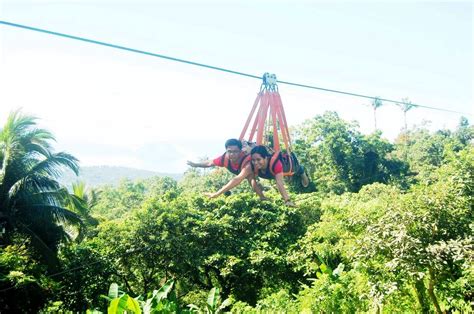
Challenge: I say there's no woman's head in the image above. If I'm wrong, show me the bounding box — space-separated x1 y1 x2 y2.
250 145 271 170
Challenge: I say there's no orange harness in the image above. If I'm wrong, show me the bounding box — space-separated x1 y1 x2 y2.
220 152 251 175
252 152 295 178
240 73 294 177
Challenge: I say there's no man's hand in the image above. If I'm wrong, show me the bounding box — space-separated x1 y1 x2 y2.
187 160 197 167
187 160 214 168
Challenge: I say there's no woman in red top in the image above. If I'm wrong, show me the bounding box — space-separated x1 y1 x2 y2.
250 145 294 206
188 138 266 200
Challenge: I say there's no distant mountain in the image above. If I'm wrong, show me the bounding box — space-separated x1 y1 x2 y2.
59 165 182 188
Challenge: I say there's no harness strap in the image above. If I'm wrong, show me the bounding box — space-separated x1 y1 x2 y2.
269 152 281 176
240 92 262 141
269 92 280 152
241 155 251 169
221 153 228 169
256 92 270 145
221 152 249 174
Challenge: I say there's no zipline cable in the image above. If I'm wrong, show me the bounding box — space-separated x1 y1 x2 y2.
0 20 471 116
0 21 261 80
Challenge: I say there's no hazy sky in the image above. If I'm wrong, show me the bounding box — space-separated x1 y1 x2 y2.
0 1 472 173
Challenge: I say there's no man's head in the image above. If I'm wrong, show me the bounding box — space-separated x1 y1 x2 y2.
225 138 243 162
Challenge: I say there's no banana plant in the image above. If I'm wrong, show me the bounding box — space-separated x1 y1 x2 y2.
102 281 230 314
102 282 141 314
188 287 231 314
103 280 187 314
141 280 179 314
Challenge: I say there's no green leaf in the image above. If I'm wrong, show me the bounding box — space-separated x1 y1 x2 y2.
143 295 154 314
320 263 333 275
332 263 345 277
107 298 120 314
207 287 219 311
187 304 200 310
218 298 232 312
126 296 141 313
108 295 141 314
155 279 174 302
108 283 119 299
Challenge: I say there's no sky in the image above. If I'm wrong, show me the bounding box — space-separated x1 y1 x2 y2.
0 1 472 174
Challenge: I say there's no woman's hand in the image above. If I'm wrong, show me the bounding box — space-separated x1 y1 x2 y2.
204 192 219 199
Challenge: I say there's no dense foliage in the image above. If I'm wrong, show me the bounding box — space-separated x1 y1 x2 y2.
0 110 472 313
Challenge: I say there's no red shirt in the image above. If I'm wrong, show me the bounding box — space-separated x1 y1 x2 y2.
213 154 249 173
272 160 283 174
253 158 283 180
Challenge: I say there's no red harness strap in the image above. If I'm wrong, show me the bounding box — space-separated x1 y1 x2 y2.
240 75 296 177
221 152 250 175
240 90 292 153
239 92 261 141
253 152 294 178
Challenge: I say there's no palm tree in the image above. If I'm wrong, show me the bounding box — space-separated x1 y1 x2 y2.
63 181 99 241
398 98 416 131
0 110 83 268
371 97 383 130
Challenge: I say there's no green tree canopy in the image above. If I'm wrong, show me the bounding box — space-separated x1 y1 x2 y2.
0 110 82 312
293 111 409 194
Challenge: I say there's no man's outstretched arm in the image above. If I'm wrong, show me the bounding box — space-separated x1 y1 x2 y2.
187 160 215 168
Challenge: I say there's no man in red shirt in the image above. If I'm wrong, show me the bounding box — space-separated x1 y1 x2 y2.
187 138 266 199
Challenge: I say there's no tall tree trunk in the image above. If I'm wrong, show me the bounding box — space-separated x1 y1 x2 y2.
374 108 377 130
375 304 382 314
404 111 408 130
119 273 135 296
428 268 443 314
414 279 431 313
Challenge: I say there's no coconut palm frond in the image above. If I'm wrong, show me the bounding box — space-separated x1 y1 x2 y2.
23 142 53 159
398 98 417 113
66 182 100 236
61 222 79 242
29 203 84 226
71 181 86 198
27 152 80 179
18 129 55 156
2 111 38 143
17 222 61 270
86 189 101 210
65 193 89 216
54 152 80 176
371 97 383 110
22 127 55 143
8 174 62 202
1 110 82 264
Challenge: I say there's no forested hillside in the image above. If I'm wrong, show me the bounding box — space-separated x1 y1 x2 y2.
59 166 182 188
0 111 472 313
